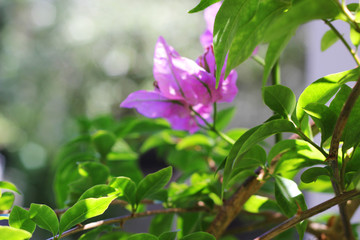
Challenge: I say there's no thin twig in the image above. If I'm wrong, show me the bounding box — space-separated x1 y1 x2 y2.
254 190 360 240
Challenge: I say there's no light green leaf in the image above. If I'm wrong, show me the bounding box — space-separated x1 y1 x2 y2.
128 233 159 240
91 130 116 157
180 232 216 240
342 97 360 151
176 134 213 150
303 103 337 146
159 231 178 240
226 0 290 76
296 67 360 122
274 175 307 218
0 226 32 240
109 177 136 205
149 214 174 236
263 85 296 118
0 181 21 195
0 192 15 210
321 29 340 51
78 185 117 201
243 195 280 213
188 0 221 13
329 85 352 116
215 107 236 131
213 0 260 85
29 203 59 236
350 26 360 47
9 206 36 234
296 220 308 240
301 167 331 183
264 0 339 42
59 196 116 236
136 167 172 204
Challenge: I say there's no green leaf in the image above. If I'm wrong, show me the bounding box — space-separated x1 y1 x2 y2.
264 0 339 42
0 192 15 210
263 85 296 118
303 103 337 146
321 29 339 51
136 167 172 204
274 175 307 218
0 226 32 240
350 26 360 47
301 167 330 183
0 181 21 195
91 130 116 157
342 97 360 151
159 231 178 240
213 0 260 85
109 177 136 205
215 107 236 131
262 30 294 86
149 214 174 236
128 233 159 240
176 134 213 150
59 196 116 236
78 185 117 201
177 213 202 238
180 232 216 240
9 206 36 234
233 144 266 169
329 85 352 116
29 203 59 236
296 67 360 122
78 225 113 240
223 120 296 189
243 195 280 213
226 0 290 76
296 220 308 240
188 0 221 13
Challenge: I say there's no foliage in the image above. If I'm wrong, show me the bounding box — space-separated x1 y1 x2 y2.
1 0 360 239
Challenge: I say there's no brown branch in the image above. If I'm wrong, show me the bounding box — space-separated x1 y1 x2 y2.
254 190 360 240
47 206 213 240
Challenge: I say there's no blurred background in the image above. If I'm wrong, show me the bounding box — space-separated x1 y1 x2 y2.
0 0 305 215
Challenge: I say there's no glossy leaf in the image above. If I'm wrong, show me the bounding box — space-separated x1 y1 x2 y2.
59 196 116 236
9 206 36 234
263 85 296 118
329 85 352 116
188 0 221 13
296 67 360 122
136 167 172 204
303 103 337 146
350 26 360 47
226 0 290 77
213 0 260 84
274 175 307 218
176 134 213 150
243 195 280 213
128 233 159 240
342 97 360 151
149 214 174 236
264 0 339 42
215 106 236 131
29 203 59 236
78 225 113 240
233 144 266 169
180 232 216 240
321 29 339 51
159 231 178 240
91 130 117 157
109 177 137 205
0 226 32 240
177 213 202 238
0 181 21 195
0 192 15 210
301 167 330 183
78 185 117 201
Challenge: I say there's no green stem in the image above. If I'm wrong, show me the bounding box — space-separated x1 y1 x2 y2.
190 106 235 145
271 60 282 143
213 102 218 128
252 55 265 67
324 20 360 66
296 128 329 158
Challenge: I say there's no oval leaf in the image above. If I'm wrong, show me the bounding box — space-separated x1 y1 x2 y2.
0 226 32 240
29 203 59 236
0 181 21 195
263 85 296 118
92 130 117 157
301 167 330 183
128 233 159 240
180 232 216 240
321 29 339 51
109 177 136 205
159 231 178 240
188 0 221 13
0 192 15 210
78 185 118 201
9 206 36 234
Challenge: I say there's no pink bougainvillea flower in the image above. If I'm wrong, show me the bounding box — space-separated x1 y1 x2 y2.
200 2 221 48
120 36 238 133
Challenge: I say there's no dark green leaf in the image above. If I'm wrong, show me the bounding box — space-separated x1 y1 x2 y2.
180 232 216 240
59 196 116 236
274 175 307 217
215 107 236 131
342 97 360 151
78 185 117 201
0 181 21 195
177 213 202 238
128 233 159 240
136 167 172 204
301 167 330 183
29 203 59 236
296 220 308 240
263 31 294 85
78 225 113 240
9 206 36 234
109 177 136 205
329 85 352 116
263 85 296 118
303 103 337 146
296 67 360 122
264 0 339 42
213 0 260 84
226 0 290 76
91 130 117 157
321 29 339 51
149 214 174 236
0 226 32 240
159 231 178 240
188 0 221 13
0 192 15 210
233 144 266 169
